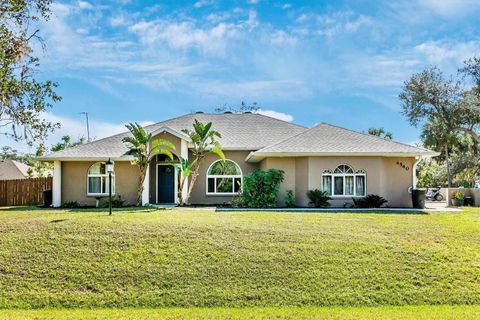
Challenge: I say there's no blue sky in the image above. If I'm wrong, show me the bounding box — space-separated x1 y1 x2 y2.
5 0 480 152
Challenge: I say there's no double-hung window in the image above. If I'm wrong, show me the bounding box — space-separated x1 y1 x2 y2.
322 165 366 197
87 162 115 196
206 159 242 195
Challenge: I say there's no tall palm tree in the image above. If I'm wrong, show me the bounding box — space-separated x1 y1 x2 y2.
122 123 176 206
178 119 224 205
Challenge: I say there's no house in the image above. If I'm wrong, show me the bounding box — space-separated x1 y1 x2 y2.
0 159 33 180
40 112 437 208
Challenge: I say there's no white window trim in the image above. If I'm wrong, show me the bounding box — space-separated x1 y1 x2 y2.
86 163 115 197
206 159 243 196
322 165 366 198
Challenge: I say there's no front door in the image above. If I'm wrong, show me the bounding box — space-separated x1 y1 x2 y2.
157 165 175 203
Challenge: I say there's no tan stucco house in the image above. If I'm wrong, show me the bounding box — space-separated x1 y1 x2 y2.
40 112 437 208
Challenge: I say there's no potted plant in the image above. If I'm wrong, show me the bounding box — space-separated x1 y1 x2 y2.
451 191 465 206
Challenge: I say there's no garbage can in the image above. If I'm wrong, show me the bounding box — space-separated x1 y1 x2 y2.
464 196 474 207
43 189 52 207
411 188 426 209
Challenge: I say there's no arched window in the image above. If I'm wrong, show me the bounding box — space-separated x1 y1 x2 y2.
206 159 242 195
87 162 115 196
322 165 366 197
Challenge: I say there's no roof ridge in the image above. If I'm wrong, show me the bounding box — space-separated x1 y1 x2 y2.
255 123 314 153
252 112 307 129
320 122 429 151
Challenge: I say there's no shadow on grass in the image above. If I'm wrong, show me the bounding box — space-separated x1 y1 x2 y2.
216 208 429 215
0 206 42 212
64 206 163 213
0 206 164 213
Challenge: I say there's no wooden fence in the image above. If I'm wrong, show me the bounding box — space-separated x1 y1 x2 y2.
0 177 52 207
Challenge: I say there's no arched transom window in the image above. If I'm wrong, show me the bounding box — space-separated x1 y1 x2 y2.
207 159 242 195
322 165 365 197
87 162 115 196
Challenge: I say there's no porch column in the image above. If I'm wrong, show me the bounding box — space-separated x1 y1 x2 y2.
141 163 150 206
412 157 421 188
181 139 189 203
52 160 62 207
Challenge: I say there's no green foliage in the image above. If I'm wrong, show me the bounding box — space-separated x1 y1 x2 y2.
416 160 447 188
214 101 260 114
179 119 224 205
285 190 296 208
50 135 85 152
306 189 331 208
1 0 61 146
240 169 284 208
122 122 176 206
1 207 480 309
368 127 393 140
61 200 79 208
454 191 464 200
100 195 125 208
352 195 388 208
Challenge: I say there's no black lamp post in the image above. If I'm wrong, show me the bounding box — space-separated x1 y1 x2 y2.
106 158 115 215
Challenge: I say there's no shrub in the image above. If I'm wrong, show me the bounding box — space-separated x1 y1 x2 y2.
240 169 284 208
100 195 125 208
61 200 79 208
306 189 331 208
454 191 464 200
352 194 388 208
285 190 296 208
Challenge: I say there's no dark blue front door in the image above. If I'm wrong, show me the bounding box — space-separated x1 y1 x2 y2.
157 165 175 203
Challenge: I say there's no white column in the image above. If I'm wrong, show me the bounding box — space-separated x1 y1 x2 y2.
412 157 421 189
52 160 62 207
141 164 150 206
181 139 189 203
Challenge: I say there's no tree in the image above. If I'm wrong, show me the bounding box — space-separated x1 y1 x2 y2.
178 120 224 205
399 67 462 187
214 101 259 113
1 0 61 146
122 123 176 206
368 127 393 140
0 145 19 160
51 135 85 152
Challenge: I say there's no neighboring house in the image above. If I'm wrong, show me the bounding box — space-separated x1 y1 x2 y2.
0 159 33 180
40 112 437 208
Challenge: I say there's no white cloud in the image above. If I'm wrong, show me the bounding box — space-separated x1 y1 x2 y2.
418 0 480 17
281 3 292 10
248 0 259 4
110 14 126 27
295 11 374 37
0 113 154 154
414 41 480 65
194 0 215 8
256 109 294 122
78 1 93 10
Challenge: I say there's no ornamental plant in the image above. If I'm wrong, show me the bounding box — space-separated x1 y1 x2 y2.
454 191 464 200
240 169 284 208
306 189 331 208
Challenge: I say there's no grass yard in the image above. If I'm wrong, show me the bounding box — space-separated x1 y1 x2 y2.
0 206 479 318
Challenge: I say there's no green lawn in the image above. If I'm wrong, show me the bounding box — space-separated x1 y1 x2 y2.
0 206 479 318
1 305 480 320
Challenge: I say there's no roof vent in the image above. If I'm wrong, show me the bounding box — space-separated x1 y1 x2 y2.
224 111 232 114
244 111 252 114
195 111 204 114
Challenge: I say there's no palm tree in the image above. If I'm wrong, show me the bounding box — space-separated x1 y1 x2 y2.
122 123 176 206
178 119 224 205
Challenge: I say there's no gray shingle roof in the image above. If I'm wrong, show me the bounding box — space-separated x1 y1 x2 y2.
40 113 307 160
0 160 30 180
249 122 437 159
